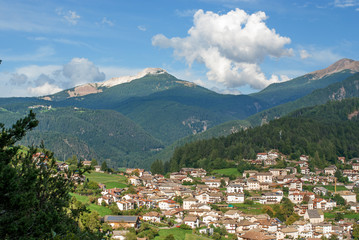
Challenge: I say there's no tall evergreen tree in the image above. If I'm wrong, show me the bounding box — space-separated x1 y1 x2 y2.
101 161 108 171
0 111 99 239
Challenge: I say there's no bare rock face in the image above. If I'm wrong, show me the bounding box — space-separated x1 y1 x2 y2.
67 83 102 97
309 58 359 79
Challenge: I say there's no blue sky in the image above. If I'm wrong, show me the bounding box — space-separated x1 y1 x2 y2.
0 0 358 97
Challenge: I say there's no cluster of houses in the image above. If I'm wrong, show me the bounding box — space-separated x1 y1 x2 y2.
48 150 359 239
93 159 359 240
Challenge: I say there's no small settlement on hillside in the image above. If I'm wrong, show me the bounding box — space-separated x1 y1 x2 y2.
58 150 359 240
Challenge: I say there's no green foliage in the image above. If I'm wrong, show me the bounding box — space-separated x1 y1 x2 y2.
91 158 98 167
170 98 359 171
333 194 346 206
79 211 101 233
137 222 159 239
263 198 296 223
165 234 176 240
155 228 192 240
353 224 359 240
0 112 101 239
179 224 193 230
248 72 359 126
13 107 164 169
251 70 354 107
151 159 165 175
101 161 108 171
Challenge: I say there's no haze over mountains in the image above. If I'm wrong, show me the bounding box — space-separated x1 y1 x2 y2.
1 58 359 169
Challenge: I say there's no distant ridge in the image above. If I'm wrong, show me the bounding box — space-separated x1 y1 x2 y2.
53 68 168 99
250 58 359 106
100 68 167 87
309 58 359 79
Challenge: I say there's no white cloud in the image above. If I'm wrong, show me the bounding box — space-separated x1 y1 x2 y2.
102 17 114 26
9 73 28 86
16 65 61 80
28 82 62 96
334 0 359 7
137 25 147 31
211 87 242 95
300 49 311 59
99 66 143 80
152 9 292 90
2 58 106 97
63 58 105 87
57 9 80 25
306 48 342 65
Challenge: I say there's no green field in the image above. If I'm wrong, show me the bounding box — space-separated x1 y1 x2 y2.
154 228 211 240
154 228 192 240
85 172 128 188
184 234 212 240
212 168 241 177
325 212 359 220
322 185 348 192
232 203 265 214
70 193 112 217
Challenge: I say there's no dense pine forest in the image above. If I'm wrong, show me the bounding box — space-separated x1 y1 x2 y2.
169 98 359 172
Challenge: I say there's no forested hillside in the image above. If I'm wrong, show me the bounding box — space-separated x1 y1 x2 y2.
247 72 359 126
169 98 359 171
0 107 163 169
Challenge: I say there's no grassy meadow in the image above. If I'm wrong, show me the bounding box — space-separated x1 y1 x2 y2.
85 171 128 188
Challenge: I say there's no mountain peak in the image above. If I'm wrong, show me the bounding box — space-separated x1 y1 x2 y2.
61 68 168 99
309 58 359 79
100 67 167 88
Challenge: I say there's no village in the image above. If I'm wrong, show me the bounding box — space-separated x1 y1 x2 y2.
57 150 359 240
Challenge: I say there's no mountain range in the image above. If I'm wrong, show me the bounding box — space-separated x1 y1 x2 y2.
1 58 359 169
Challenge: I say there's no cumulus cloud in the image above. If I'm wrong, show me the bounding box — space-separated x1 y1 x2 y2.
152 9 292 89
2 58 106 97
62 58 105 87
9 73 28 86
28 82 62 96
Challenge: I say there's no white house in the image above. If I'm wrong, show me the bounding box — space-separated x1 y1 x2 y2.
256 172 273 183
158 200 179 210
183 197 198 210
226 184 243 193
183 215 199 228
116 201 134 211
226 193 245 203
143 212 161 223
338 191 356 203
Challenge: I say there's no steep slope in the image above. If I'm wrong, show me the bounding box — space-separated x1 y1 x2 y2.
169 98 359 171
116 85 265 144
0 107 163 168
41 69 268 145
44 68 168 101
247 72 359 126
151 119 250 163
250 58 359 106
